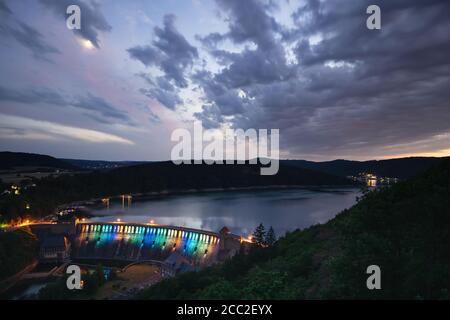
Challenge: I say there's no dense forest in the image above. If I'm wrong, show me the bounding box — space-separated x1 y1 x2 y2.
0 231 38 281
282 156 449 179
137 159 450 299
1 151 446 178
0 161 350 222
0 152 76 170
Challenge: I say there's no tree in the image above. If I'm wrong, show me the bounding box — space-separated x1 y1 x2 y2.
83 272 99 294
265 226 276 246
253 223 266 246
95 264 106 286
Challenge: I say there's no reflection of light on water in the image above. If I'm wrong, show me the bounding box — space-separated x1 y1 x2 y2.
89 215 234 233
88 188 361 235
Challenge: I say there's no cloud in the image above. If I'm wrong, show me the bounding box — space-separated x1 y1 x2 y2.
72 93 131 123
0 86 131 123
137 74 182 110
189 0 450 159
128 14 198 87
39 0 111 49
128 14 198 110
196 32 225 50
0 3 60 60
8 22 60 59
214 0 281 49
187 0 293 128
0 0 12 14
0 114 134 144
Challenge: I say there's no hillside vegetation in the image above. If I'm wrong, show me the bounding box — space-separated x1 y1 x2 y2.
0 231 38 281
138 160 450 299
0 152 77 170
282 157 449 179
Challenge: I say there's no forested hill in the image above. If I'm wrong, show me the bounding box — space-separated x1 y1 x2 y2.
0 152 77 170
1 161 350 220
60 159 148 170
138 159 450 299
36 160 350 197
282 156 449 179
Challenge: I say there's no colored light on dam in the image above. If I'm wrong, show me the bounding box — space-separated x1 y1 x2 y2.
73 222 222 267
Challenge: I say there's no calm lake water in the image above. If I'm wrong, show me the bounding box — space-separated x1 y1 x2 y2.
89 187 360 236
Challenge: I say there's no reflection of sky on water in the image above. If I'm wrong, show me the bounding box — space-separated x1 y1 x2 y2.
89 188 360 236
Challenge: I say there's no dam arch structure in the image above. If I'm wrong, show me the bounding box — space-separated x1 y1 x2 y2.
73 222 223 268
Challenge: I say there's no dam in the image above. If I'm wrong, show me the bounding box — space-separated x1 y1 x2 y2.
73 222 246 270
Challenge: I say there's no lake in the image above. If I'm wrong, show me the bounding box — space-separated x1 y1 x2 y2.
88 187 360 237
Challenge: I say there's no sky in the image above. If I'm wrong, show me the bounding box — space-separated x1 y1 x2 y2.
0 0 449 161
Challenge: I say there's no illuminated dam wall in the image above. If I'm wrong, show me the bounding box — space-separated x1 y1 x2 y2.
73 222 222 267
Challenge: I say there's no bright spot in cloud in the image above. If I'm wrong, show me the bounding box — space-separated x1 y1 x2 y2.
308 33 323 46
80 39 95 50
0 114 134 145
325 60 355 69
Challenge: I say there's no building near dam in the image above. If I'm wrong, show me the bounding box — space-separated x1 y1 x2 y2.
39 235 71 263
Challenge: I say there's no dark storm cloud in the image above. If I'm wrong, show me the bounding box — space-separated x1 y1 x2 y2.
128 14 198 87
214 0 280 49
210 0 292 86
128 14 198 109
190 0 450 158
0 86 131 123
191 69 251 125
39 0 111 48
190 0 294 128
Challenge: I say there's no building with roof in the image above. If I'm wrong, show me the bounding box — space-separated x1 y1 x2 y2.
39 235 71 263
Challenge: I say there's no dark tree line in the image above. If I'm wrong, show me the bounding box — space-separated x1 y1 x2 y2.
253 223 276 246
